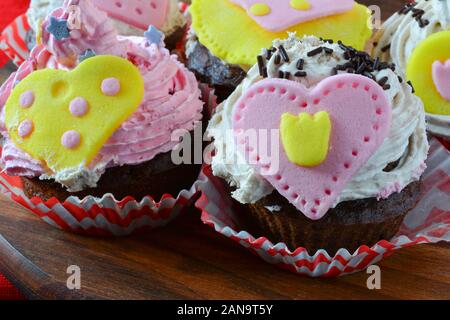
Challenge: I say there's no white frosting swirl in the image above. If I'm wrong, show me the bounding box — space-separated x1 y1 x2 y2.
208 35 429 206
372 0 450 139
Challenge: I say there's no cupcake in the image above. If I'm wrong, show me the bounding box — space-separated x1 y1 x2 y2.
27 0 187 50
187 0 373 102
0 0 204 202
371 0 450 139
207 35 429 254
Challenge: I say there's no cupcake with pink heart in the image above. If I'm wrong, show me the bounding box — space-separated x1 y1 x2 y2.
207 34 429 254
27 0 186 49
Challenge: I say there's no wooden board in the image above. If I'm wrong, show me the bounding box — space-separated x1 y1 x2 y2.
1 194 450 300
1 0 450 300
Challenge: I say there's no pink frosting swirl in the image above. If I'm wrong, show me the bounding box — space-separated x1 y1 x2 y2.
100 37 203 167
41 0 128 68
0 0 203 189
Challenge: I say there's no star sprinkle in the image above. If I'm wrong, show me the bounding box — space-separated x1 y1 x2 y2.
46 17 71 41
144 25 164 46
78 49 96 63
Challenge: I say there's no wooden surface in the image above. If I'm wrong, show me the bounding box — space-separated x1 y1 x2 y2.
1 0 450 300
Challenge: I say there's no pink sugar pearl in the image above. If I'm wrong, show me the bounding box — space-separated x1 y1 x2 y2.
61 130 81 149
18 119 34 138
69 97 88 117
20 91 35 108
101 78 121 96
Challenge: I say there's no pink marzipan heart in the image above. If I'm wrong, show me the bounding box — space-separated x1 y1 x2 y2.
230 0 354 32
432 59 450 101
92 0 169 30
232 74 392 220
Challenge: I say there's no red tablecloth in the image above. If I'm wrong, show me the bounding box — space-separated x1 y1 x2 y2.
0 0 29 300
0 0 30 67
0 274 24 300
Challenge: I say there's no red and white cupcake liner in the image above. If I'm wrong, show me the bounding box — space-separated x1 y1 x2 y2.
437 136 450 151
196 137 450 277
0 14 30 67
0 81 216 236
0 167 203 236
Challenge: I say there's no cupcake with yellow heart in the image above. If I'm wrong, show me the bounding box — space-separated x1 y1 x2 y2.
187 0 373 101
0 0 204 203
207 35 429 254
372 0 450 139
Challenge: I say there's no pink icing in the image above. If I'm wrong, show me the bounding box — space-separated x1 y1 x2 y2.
92 0 169 30
230 0 355 32
0 0 203 181
101 78 121 96
432 60 450 101
232 74 391 220
20 91 35 108
41 0 128 68
377 162 426 200
69 97 89 117
61 130 81 149
18 120 34 138
377 182 402 201
0 141 43 177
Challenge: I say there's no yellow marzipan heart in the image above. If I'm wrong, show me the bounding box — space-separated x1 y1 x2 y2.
5 55 144 173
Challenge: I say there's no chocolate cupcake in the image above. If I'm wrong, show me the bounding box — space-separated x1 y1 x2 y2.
27 0 187 50
207 35 429 254
187 0 373 102
371 0 450 140
0 0 204 202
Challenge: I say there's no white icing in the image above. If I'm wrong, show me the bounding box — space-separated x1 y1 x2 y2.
427 113 450 139
27 0 62 33
372 0 450 139
41 162 106 192
208 35 429 206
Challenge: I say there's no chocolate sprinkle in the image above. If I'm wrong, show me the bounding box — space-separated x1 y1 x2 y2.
295 71 307 77
296 58 304 70
407 80 415 93
274 54 281 65
257 55 265 77
278 45 290 62
307 47 323 57
381 44 391 53
323 47 334 54
377 76 389 87
332 40 395 90
398 1 429 28
259 38 398 92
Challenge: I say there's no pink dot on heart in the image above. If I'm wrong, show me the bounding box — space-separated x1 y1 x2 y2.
69 97 88 117
101 78 121 96
61 130 81 149
20 91 35 108
18 119 34 138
